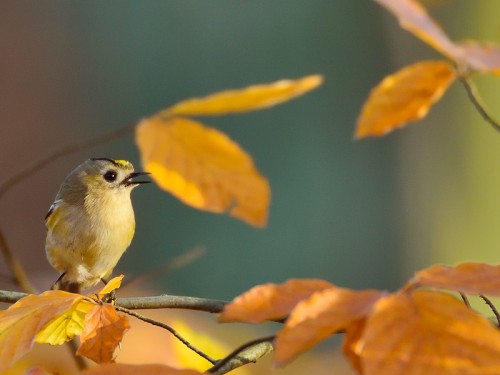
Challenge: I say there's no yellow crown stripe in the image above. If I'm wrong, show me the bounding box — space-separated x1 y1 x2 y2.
113 159 132 168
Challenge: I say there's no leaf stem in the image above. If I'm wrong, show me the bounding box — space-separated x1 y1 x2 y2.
115 305 217 365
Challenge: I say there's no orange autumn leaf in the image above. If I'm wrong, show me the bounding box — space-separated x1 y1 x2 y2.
355 60 455 138
219 279 334 323
82 363 202 375
0 291 82 371
374 0 459 59
136 116 270 227
357 290 500 375
162 75 323 117
275 287 383 366
412 262 500 296
375 0 500 74
342 319 366 375
459 41 500 76
76 304 130 364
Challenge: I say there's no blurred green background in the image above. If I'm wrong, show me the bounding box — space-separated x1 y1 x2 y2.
1 0 500 372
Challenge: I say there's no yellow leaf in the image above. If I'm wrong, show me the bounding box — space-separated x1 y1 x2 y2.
136 116 270 227
76 304 130 364
97 275 124 297
355 60 456 138
0 290 82 371
162 75 323 117
412 262 500 296
35 299 94 345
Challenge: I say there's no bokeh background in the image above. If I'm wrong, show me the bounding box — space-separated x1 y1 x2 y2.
1 1 500 374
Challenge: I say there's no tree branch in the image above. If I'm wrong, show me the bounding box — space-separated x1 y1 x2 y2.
0 290 228 313
115 295 227 312
208 335 275 374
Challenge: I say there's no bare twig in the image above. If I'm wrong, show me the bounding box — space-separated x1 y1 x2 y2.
459 75 500 133
115 305 217 365
0 228 36 294
0 124 135 200
208 335 275 374
479 294 500 327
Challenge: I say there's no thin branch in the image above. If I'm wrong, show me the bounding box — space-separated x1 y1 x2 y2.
0 228 36 294
459 75 500 133
479 294 500 327
0 124 135 200
115 305 217 365
115 295 228 313
208 335 275 374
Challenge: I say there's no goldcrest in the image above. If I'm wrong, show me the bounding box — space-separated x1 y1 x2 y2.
45 158 150 292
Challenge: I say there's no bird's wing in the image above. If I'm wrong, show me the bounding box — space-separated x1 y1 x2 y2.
45 199 62 223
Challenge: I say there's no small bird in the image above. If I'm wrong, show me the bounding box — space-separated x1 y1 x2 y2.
45 158 150 293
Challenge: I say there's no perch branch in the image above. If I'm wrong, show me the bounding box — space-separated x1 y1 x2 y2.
0 290 228 313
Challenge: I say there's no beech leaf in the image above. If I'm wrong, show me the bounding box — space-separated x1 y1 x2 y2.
219 279 334 323
162 75 323 117
358 290 500 375
96 275 124 298
136 116 270 227
459 41 500 76
35 299 93 345
374 0 459 59
0 291 82 371
275 287 383 366
355 60 456 138
375 0 500 74
412 262 500 296
76 304 130 364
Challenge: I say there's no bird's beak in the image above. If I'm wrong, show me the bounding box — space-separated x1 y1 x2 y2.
123 172 151 186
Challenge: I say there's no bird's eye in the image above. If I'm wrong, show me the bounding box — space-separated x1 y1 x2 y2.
103 170 117 182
